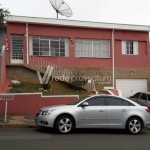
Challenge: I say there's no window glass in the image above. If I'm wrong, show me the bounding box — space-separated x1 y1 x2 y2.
132 92 142 99
75 39 110 58
148 94 150 101
11 35 24 59
129 102 135 106
86 97 105 106
122 100 129 106
126 41 133 54
30 36 69 57
140 93 147 101
122 41 138 55
107 97 123 106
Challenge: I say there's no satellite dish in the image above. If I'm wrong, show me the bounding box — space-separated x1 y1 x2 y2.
49 0 73 19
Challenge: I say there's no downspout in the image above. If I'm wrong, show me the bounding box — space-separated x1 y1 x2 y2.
26 23 29 64
112 29 115 89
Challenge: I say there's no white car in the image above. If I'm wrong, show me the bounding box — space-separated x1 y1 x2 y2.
36 95 150 134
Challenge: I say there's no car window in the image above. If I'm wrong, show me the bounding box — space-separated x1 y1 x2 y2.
140 93 147 101
148 94 150 101
122 100 135 106
106 97 123 106
132 92 142 99
122 100 130 106
86 97 105 106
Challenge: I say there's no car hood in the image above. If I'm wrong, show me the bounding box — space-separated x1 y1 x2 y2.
40 105 73 111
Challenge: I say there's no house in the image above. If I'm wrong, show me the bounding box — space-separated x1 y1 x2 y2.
2 15 150 97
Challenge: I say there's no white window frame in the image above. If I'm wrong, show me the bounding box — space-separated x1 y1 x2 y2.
75 39 110 58
122 41 138 55
29 36 69 57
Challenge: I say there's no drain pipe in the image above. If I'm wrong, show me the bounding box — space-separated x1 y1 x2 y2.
112 29 115 89
26 23 29 64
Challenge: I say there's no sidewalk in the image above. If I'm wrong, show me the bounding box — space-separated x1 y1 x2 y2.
0 115 37 128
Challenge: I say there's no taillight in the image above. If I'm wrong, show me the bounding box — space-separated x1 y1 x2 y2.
145 108 150 113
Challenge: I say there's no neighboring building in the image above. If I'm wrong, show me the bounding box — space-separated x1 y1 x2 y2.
4 15 150 97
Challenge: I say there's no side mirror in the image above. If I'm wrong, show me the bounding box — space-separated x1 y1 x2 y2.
81 102 89 107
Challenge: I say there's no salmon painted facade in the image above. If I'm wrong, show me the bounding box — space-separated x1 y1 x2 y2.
1 16 150 97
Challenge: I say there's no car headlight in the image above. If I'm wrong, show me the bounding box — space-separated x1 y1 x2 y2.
41 110 54 115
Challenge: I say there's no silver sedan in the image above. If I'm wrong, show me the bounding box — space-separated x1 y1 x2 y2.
36 95 150 134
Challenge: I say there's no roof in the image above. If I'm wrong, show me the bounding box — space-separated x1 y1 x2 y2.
7 15 150 31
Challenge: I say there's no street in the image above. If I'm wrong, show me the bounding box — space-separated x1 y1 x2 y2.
0 128 150 150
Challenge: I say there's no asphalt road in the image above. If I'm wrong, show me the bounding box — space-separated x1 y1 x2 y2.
0 128 150 150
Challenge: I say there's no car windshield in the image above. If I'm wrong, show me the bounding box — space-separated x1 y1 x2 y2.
67 99 83 105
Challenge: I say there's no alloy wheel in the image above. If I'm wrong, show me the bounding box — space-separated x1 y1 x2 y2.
129 119 141 134
58 118 72 133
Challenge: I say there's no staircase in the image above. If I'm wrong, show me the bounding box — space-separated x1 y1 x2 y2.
28 56 74 83
28 56 97 92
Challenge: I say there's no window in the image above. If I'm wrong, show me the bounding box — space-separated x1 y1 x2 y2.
122 100 130 106
86 97 105 106
107 97 123 106
122 41 138 55
75 39 110 58
11 35 24 59
122 100 135 106
148 94 150 101
132 92 142 99
140 93 147 101
29 36 69 57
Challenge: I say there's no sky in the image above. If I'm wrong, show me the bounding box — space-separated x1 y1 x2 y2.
0 0 150 26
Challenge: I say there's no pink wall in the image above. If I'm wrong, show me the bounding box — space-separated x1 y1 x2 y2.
7 23 150 68
0 94 78 115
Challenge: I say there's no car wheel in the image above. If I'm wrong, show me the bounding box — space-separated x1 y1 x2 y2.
55 115 74 134
126 117 142 135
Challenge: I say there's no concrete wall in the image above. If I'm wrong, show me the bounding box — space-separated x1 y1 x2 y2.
0 93 78 115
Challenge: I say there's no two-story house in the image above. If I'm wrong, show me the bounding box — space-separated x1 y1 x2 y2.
4 15 150 97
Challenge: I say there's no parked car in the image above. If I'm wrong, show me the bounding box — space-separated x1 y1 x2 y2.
36 95 150 134
130 92 150 107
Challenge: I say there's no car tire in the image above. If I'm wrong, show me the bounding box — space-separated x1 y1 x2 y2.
126 117 142 135
55 115 75 134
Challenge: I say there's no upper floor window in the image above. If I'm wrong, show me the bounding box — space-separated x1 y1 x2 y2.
75 39 110 58
122 41 138 55
29 36 69 57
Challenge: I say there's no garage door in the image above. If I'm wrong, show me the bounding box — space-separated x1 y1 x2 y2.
116 79 147 98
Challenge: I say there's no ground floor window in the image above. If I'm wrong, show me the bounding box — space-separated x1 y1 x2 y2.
29 36 69 57
75 39 110 58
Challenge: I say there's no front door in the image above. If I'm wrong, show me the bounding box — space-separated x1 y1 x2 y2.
106 96 130 127
11 35 24 64
77 96 106 127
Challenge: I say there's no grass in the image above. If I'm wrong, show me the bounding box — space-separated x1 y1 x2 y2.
9 82 91 99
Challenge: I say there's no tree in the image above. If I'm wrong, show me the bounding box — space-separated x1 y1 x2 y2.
0 4 10 28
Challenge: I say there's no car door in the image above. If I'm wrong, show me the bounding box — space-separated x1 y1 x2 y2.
106 96 130 127
77 96 106 127
138 93 147 106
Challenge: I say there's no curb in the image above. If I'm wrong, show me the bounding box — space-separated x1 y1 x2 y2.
0 124 38 128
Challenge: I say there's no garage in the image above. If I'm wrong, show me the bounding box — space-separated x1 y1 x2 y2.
116 79 147 98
